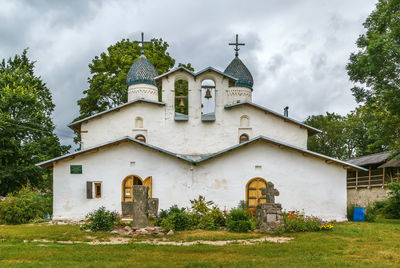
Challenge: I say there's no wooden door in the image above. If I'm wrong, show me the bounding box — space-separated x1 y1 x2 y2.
246 178 267 208
122 175 143 202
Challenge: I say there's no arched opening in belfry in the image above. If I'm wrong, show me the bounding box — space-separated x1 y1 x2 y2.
174 79 189 121
201 79 215 121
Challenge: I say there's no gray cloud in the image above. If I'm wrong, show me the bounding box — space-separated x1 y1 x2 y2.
0 0 378 150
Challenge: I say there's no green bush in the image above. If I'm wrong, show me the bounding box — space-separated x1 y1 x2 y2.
189 195 213 227
197 206 226 230
373 200 387 212
365 204 378 222
347 204 356 221
189 196 226 230
159 205 192 231
81 207 120 232
0 186 52 224
226 208 256 232
283 210 333 232
382 182 400 219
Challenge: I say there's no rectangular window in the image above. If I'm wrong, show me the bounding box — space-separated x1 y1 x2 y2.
95 183 102 198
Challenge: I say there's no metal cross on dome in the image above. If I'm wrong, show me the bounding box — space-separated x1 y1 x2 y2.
229 34 245 57
135 32 151 55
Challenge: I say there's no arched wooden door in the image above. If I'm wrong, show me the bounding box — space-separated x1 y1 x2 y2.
121 175 153 218
246 177 267 208
122 175 143 202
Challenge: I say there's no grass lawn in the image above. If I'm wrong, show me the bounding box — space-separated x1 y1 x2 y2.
0 219 399 267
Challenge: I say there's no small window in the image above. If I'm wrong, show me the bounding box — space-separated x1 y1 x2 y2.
135 134 146 143
239 134 249 144
135 117 143 128
240 115 249 127
95 183 102 198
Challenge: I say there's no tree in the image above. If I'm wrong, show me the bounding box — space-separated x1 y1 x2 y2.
76 38 179 120
305 113 350 160
0 50 69 195
305 104 400 160
346 0 400 154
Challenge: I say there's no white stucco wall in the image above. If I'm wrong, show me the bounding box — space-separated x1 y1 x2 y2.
53 140 346 221
80 71 308 154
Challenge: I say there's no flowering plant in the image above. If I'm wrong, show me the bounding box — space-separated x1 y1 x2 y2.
225 208 257 232
283 210 333 232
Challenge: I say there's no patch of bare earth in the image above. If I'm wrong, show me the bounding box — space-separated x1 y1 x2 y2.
136 236 293 246
23 236 292 246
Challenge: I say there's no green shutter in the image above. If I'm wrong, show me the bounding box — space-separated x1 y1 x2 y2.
86 182 93 199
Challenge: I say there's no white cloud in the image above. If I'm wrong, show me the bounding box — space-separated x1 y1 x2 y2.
0 0 378 148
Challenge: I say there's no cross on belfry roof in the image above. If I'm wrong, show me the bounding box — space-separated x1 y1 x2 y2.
135 32 151 55
229 34 245 57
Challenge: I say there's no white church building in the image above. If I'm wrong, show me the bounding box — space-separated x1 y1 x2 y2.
38 35 366 221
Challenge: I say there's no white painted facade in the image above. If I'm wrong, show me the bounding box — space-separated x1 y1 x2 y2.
79 70 308 154
52 140 347 221
40 54 362 222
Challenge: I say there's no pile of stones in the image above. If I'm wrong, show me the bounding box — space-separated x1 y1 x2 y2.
111 226 174 236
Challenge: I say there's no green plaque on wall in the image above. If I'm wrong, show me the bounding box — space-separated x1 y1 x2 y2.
70 165 82 174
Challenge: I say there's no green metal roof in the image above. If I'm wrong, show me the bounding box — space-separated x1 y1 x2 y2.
224 56 254 89
126 55 158 86
37 136 367 172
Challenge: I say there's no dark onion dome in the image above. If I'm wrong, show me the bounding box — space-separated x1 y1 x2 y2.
126 55 158 86
224 57 253 89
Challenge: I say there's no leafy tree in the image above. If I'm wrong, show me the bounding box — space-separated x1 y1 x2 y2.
346 0 400 155
0 50 69 195
76 38 178 120
306 104 400 159
305 113 349 160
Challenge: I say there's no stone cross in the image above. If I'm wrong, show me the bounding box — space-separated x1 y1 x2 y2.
229 34 245 57
261 181 280 204
124 185 158 228
135 32 151 55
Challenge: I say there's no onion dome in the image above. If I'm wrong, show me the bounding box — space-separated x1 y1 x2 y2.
126 55 158 87
224 57 254 89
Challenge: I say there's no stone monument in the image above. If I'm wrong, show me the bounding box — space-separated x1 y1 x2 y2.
122 185 159 228
256 181 284 233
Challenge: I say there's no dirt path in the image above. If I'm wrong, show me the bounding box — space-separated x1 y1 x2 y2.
135 236 293 246
25 236 293 246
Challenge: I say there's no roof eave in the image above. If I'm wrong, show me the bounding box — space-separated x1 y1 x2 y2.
68 98 165 130
197 136 367 172
36 136 194 169
195 67 238 82
224 101 322 135
154 66 195 81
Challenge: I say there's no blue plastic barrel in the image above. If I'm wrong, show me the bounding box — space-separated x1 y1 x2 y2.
353 207 365 222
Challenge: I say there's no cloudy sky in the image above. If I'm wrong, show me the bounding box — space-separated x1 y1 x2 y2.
0 0 377 149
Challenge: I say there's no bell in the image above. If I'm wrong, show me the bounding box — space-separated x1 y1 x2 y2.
204 89 212 99
179 98 185 108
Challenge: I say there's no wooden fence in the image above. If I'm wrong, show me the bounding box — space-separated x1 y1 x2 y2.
347 167 400 189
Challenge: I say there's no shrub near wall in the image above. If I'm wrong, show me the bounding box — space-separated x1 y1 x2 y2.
81 207 120 232
225 208 256 233
0 186 52 224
